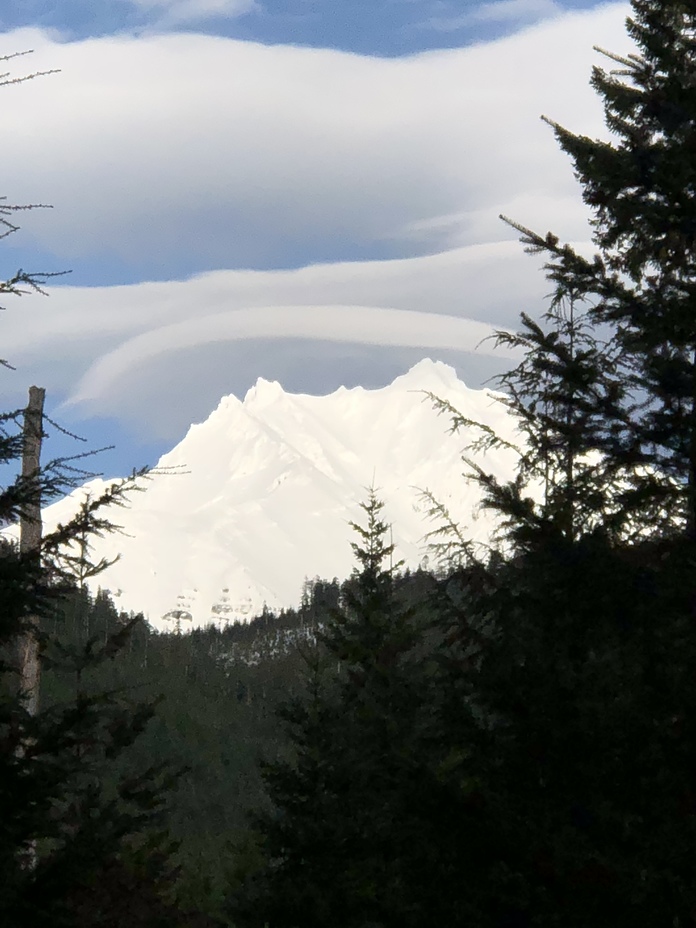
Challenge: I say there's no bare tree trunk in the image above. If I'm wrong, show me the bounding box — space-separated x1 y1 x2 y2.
18 385 45 718
13 386 45 872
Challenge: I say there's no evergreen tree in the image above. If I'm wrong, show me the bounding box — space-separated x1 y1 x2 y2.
226 491 436 928
500 0 696 537
421 3 696 926
425 289 637 554
0 52 195 926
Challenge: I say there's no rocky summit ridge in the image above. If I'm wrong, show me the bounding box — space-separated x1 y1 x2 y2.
37 359 520 630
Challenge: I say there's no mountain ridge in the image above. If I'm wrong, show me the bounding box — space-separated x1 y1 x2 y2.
34 359 520 630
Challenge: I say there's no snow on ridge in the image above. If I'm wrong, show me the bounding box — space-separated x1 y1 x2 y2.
34 359 520 631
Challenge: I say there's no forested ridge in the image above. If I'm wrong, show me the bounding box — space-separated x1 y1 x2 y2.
40 569 441 921
5 1 696 925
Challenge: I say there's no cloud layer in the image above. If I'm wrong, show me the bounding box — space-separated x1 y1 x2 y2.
4 6 629 273
6 242 542 435
0 3 632 447
424 0 563 32
126 0 257 25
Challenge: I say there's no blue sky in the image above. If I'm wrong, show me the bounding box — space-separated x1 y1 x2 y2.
5 0 603 56
1 0 630 477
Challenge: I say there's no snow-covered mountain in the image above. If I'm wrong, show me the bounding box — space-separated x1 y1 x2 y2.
37 359 522 630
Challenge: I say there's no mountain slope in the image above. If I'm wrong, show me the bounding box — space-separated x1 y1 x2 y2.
39 359 521 629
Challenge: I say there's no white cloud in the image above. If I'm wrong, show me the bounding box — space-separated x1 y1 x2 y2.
474 0 562 22
1 241 534 360
1 7 630 272
66 304 520 408
4 240 544 432
126 0 258 26
423 0 563 32
0 4 633 439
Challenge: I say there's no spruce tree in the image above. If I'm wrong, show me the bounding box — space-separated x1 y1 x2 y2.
425 289 636 553
226 491 436 928
502 0 696 537
421 4 696 926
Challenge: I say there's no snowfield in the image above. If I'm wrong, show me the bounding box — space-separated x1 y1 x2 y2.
31 359 521 629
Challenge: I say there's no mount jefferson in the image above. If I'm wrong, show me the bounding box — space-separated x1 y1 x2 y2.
39 360 522 630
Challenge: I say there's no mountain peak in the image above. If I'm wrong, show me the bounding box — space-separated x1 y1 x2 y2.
36 359 520 630
391 358 462 389
244 377 285 406
237 359 464 408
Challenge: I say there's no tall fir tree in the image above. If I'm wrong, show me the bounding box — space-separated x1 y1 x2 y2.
227 490 441 928
501 0 696 538
421 3 696 927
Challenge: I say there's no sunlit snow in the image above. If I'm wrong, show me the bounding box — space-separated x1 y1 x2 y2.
35 359 522 630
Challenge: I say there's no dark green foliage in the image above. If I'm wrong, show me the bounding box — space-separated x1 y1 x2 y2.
499 0 696 536
419 3 696 926
19 566 448 924
38 585 338 922
0 524 186 926
0 56 194 926
226 491 442 928
425 293 639 551
35 567 449 924
0 516 192 925
427 532 696 928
